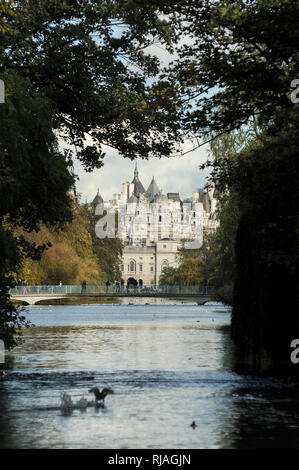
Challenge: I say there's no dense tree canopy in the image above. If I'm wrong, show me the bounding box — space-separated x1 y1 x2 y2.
0 71 74 275
159 0 298 143
18 199 106 285
80 201 123 283
1 0 182 167
0 0 179 349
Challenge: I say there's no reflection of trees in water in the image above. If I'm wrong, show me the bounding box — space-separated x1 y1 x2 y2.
219 324 236 372
14 325 124 351
0 383 17 448
216 326 299 449
227 382 299 448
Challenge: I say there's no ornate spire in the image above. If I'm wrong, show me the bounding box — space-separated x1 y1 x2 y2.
131 161 145 197
134 161 138 178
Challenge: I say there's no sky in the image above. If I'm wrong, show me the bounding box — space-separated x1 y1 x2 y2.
72 143 211 203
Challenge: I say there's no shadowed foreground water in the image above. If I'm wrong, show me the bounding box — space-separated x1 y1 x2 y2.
1 302 299 449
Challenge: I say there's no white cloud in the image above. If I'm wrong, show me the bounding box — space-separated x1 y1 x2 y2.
72 143 211 203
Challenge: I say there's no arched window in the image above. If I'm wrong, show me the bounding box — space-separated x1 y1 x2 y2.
161 260 169 271
129 260 136 272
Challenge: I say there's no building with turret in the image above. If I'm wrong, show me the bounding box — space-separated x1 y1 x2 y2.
92 163 219 287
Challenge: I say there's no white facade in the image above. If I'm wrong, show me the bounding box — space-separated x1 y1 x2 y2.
121 240 179 286
93 164 219 286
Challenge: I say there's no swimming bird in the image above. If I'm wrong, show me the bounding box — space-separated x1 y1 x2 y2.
89 387 114 403
190 421 197 429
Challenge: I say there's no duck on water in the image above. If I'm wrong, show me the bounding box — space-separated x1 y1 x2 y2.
89 387 114 404
60 387 114 411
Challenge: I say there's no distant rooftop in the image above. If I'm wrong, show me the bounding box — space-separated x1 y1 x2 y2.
92 189 103 205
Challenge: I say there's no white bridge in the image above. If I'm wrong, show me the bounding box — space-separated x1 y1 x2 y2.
10 285 214 305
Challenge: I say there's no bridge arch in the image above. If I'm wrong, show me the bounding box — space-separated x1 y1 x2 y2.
127 277 138 288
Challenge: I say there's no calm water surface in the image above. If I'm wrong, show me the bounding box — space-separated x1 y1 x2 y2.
1 301 299 449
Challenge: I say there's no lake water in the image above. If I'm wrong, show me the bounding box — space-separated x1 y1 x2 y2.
1 301 299 449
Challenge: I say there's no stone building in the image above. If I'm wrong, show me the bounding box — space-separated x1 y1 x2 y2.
92 163 219 287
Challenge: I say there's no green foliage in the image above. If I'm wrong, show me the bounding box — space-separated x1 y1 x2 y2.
158 0 299 372
0 0 182 165
19 199 105 285
0 71 74 273
160 0 298 139
80 202 123 283
159 258 205 286
0 277 31 351
159 234 218 287
92 237 123 283
231 106 299 372
0 71 73 348
0 1 180 349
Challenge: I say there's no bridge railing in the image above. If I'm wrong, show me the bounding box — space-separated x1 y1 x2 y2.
9 285 214 296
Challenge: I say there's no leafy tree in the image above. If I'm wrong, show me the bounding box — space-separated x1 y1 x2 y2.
231 106 299 373
92 238 123 283
159 258 206 286
0 70 74 350
0 0 179 349
0 72 74 272
155 0 299 374
160 0 298 141
80 201 123 283
18 199 105 285
0 276 31 351
1 0 182 167
0 0 15 33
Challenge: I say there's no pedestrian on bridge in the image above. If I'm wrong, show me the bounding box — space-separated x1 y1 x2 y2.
106 280 110 293
81 280 87 294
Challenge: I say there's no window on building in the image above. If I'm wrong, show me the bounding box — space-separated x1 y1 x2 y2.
159 215 162 222
161 261 169 271
121 265 124 272
139 264 143 272
130 261 136 272
163 244 167 248
150 266 154 272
